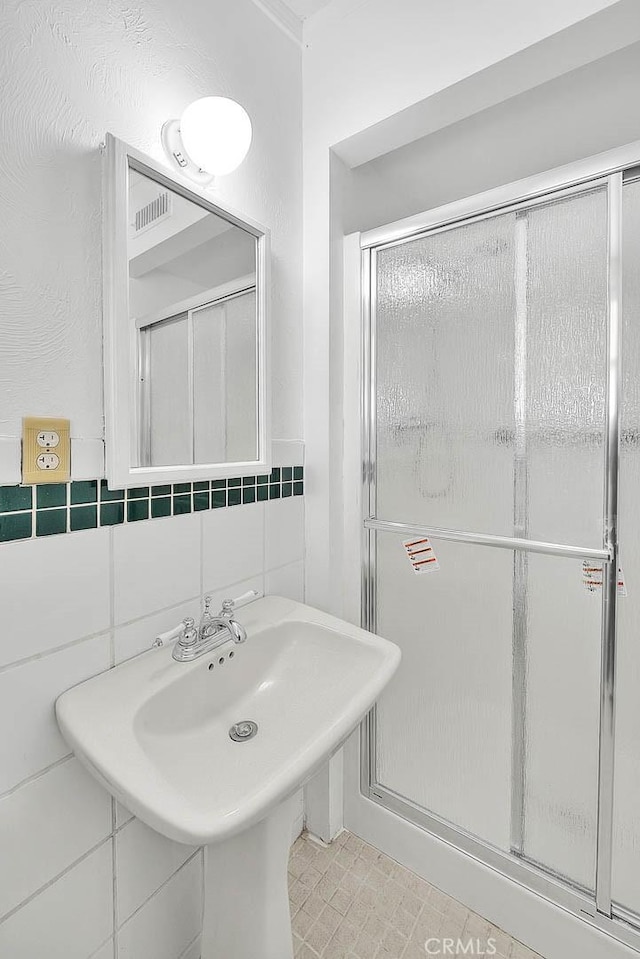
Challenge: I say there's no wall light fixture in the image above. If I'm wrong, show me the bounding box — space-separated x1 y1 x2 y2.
161 96 253 185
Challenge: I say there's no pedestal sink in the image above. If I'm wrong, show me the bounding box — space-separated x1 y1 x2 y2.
56 595 400 959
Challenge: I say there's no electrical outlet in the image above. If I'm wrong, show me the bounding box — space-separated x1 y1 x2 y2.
36 430 60 448
36 452 60 470
22 417 71 484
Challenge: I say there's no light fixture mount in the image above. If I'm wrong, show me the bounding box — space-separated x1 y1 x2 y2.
161 97 252 183
160 119 215 186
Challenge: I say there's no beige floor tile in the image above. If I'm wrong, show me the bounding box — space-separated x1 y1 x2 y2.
305 918 334 955
293 908 316 939
332 919 360 948
317 904 343 937
303 890 327 919
353 929 380 958
346 897 371 929
289 831 544 959
330 886 354 916
297 944 319 959
391 902 419 939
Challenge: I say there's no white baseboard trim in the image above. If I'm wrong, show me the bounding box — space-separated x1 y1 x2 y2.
290 788 305 845
343 731 638 959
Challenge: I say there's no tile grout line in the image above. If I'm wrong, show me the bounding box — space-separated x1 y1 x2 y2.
111 800 119 959
177 930 201 959
0 540 301 679
0 468 304 545
86 933 114 959
116 848 202 932
0 628 112 676
0 753 75 803
288 830 540 959
0 833 113 926
0 593 207 676
109 526 116 669
199 507 204 605
0 801 190 935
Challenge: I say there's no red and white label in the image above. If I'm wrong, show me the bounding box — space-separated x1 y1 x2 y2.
403 537 440 575
582 560 627 596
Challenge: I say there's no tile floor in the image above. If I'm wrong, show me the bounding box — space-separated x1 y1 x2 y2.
288 830 543 959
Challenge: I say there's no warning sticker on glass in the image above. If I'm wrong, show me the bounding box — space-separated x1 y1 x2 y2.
403 537 440 575
582 561 627 596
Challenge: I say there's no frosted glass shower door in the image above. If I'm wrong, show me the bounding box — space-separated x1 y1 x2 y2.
612 177 640 918
374 213 516 534
369 184 609 892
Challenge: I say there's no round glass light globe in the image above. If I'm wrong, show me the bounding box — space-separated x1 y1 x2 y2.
179 97 252 176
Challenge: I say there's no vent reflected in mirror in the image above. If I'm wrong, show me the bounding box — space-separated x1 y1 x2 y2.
128 166 259 468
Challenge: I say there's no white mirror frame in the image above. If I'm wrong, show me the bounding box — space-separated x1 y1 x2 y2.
102 132 271 488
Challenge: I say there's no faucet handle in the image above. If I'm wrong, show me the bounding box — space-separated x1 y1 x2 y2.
180 617 198 647
219 590 260 617
220 598 235 617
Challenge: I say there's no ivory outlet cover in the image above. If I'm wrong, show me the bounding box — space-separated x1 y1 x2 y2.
22 417 71 484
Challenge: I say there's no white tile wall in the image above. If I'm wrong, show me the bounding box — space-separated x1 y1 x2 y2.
265 497 305 570
117 854 203 959
113 513 201 625
0 632 111 793
90 940 115 959
116 818 197 924
0 841 113 959
0 488 305 958
113 598 202 665
115 802 135 829
202 500 264 590
179 937 202 959
271 439 304 466
203 573 264 614
71 439 105 480
0 758 111 918
265 559 305 603
0 528 111 666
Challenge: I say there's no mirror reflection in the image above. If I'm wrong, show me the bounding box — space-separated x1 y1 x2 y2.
128 166 258 467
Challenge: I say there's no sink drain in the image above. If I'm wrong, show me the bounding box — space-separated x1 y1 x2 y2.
229 720 258 742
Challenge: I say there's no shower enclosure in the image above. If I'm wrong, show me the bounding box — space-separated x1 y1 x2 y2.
359 149 640 951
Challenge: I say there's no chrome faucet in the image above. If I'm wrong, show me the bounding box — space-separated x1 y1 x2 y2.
172 591 257 662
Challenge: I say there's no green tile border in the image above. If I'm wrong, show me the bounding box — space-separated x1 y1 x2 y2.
0 486 32 512
70 505 98 532
36 508 67 537
100 502 124 526
70 480 97 505
0 512 32 542
151 496 171 518
36 484 66 509
0 466 304 544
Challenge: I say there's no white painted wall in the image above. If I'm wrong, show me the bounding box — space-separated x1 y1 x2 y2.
346 40 640 234
0 0 302 481
0 1 303 956
304 0 620 151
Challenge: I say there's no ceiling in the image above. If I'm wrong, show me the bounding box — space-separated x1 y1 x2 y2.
280 0 333 20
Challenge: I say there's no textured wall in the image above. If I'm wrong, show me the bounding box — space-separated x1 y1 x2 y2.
0 2 303 956
0 0 302 475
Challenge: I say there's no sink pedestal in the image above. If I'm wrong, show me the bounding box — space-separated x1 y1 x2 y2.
201 795 296 959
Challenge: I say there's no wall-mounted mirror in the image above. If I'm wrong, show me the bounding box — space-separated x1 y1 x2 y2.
103 134 270 487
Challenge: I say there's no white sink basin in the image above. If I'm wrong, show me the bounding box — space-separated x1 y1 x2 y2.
56 595 400 959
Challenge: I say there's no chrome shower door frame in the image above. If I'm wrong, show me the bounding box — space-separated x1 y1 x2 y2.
359 140 640 954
